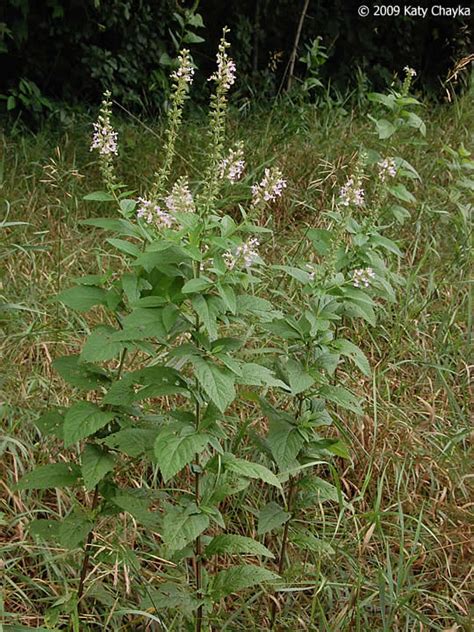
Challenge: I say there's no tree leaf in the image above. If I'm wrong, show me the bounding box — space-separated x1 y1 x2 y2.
57 285 107 312
192 357 235 413
154 426 211 482
162 504 209 551
63 401 115 447
15 463 81 490
210 565 279 599
257 501 290 535
205 534 274 558
81 444 115 490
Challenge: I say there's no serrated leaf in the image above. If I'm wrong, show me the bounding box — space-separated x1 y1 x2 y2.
53 355 110 391
192 357 235 413
81 325 125 362
205 534 274 558
224 455 281 489
81 444 115 490
237 363 288 389
35 409 64 439
29 519 60 542
63 401 115 447
192 294 217 340
319 385 363 415
112 492 160 529
210 565 279 599
15 463 81 490
154 426 211 482
57 285 107 312
280 358 315 395
103 427 158 457
162 504 209 551
267 419 305 471
58 511 93 549
257 501 290 535
332 339 371 377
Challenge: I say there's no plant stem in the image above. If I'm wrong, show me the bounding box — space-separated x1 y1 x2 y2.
77 485 100 609
269 476 298 628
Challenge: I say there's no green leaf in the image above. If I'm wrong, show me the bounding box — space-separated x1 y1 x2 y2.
58 510 93 549
154 426 211 482
257 501 290 535
103 427 158 457
15 463 81 490
83 191 115 201
332 339 371 377
162 504 209 551
192 357 235 413
290 529 335 556
307 228 333 255
182 277 213 294
63 401 115 447
57 285 107 312
319 385 363 415
107 238 141 258
112 492 160 529
267 419 305 471
81 326 125 362
272 265 313 284
216 283 236 314
205 534 274 558
223 455 282 489
192 294 217 340
117 308 168 341
82 217 140 238
388 184 416 204
81 444 115 490
35 409 64 439
237 363 288 389
280 358 314 395
210 565 279 599
119 199 137 216
404 111 426 136
29 519 60 542
374 118 396 139
53 355 110 391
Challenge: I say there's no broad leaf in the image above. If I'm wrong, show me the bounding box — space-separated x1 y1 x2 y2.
257 501 290 535
57 285 107 312
162 504 209 551
58 510 93 549
192 357 235 413
154 426 211 482
53 355 110 391
205 534 274 558
81 444 115 490
332 339 371 377
223 454 281 489
267 419 305 471
63 401 115 447
103 427 158 457
319 385 363 415
210 565 279 599
16 463 81 490
81 326 125 362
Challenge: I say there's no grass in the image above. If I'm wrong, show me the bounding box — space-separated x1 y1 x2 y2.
1 92 472 630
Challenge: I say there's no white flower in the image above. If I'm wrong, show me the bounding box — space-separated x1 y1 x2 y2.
171 49 195 85
136 197 174 228
352 267 375 288
209 49 236 90
339 177 364 207
252 168 287 206
378 157 397 182
90 122 118 156
219 144 245 183
165 177 195 214
404 66 417 77
224 238 260 270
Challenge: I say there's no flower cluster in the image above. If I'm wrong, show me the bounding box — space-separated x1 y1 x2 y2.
219 144 245 183
136 197 174 228
352 267 375 288
171 49 195 85
251 167 287 206
339 177 365 207
404 66 417 77
209 33 236 91
224 238 260 270
90 91 118 156
378 157 397 182
165 177 195 214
